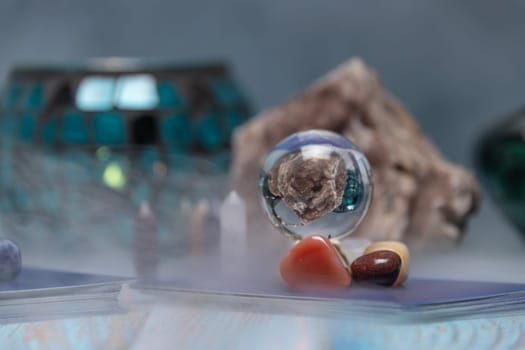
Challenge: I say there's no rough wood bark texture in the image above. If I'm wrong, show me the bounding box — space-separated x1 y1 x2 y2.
232 58 481 243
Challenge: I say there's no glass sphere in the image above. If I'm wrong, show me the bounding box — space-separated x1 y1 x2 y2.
259 130 373 240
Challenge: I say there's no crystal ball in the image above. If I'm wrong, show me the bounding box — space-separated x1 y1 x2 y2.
259 130 373 240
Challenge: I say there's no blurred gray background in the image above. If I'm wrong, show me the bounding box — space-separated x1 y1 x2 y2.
1 0 525 277
1 0 525 165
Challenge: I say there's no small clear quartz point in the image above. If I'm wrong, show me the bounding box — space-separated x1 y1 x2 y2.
220 191 247 274
134 201 159 279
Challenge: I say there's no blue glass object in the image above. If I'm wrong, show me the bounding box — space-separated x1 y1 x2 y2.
114 75 159 110
24 83 45 110
94 112 126 145
158 81 183 108
19 113 36 141
3 62 251 156
76 76 116 111
2 63 252 176
0 62 253 256
62 110 89 144
3 83 23 111
195 113 223 151
161 114 193 150
259 130 373 240
334 170 364 212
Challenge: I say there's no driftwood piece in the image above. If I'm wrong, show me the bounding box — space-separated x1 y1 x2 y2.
232 58 480 243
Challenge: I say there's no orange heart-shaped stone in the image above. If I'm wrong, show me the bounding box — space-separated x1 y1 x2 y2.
280 235 351 289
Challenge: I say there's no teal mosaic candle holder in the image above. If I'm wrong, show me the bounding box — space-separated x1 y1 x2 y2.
1 59 251 164
0 59 251 206
0 60 249 254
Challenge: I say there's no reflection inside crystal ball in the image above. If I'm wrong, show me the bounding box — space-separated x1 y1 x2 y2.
259 130 373 240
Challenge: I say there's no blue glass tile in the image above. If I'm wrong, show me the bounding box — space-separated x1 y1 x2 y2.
42 119 57 145
62 111 89 144
3 83 23 111
76 76 115 111
211 79 242 107
25 83 45 110
115 75 159 110
94 112 126 145
161 114 192 150
19 113 36 141
158 81 183 108
195 113 223 151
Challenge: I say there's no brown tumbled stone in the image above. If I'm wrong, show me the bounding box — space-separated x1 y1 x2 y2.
363 241 410 286
350 250 401 286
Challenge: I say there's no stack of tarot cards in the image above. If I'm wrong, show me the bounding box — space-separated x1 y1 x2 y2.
133 259 525 322
0 267 131 323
